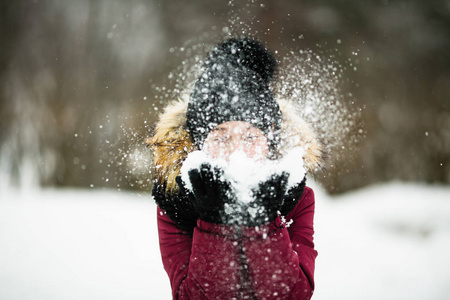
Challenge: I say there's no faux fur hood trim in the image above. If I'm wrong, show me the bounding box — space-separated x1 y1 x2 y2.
147 94 322 194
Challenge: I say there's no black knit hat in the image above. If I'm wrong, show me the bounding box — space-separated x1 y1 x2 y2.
186 38 282 150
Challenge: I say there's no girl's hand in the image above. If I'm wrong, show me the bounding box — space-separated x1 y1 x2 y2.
187 163 236 224
246 172 290 226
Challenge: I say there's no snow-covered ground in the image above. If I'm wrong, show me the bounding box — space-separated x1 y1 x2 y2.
1 182 449 300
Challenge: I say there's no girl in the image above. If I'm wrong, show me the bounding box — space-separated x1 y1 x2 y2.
148 38 321 299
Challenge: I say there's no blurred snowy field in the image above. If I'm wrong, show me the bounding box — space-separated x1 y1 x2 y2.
1 182 450 300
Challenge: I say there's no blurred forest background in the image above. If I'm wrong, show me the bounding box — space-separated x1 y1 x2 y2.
1 0 449 194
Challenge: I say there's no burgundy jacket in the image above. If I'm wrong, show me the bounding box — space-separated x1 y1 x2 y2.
157 186 317 300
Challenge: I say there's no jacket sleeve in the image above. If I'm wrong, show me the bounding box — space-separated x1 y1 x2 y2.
286 187 317 295
157 186 317 299
242 186 318 299
157 206 241 299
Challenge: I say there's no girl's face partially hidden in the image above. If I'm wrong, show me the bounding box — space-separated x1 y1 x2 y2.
203 121 269 161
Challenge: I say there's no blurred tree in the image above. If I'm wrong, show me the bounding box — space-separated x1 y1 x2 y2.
1 0 449 194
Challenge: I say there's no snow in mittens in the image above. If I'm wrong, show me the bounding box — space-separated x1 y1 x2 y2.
180 147 307 204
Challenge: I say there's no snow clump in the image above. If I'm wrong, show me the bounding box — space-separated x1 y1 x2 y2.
180 147 307 204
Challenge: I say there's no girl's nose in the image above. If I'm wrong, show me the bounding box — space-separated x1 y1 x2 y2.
222 137 245 161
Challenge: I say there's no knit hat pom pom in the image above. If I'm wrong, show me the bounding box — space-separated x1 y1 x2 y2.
210 38 277 83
